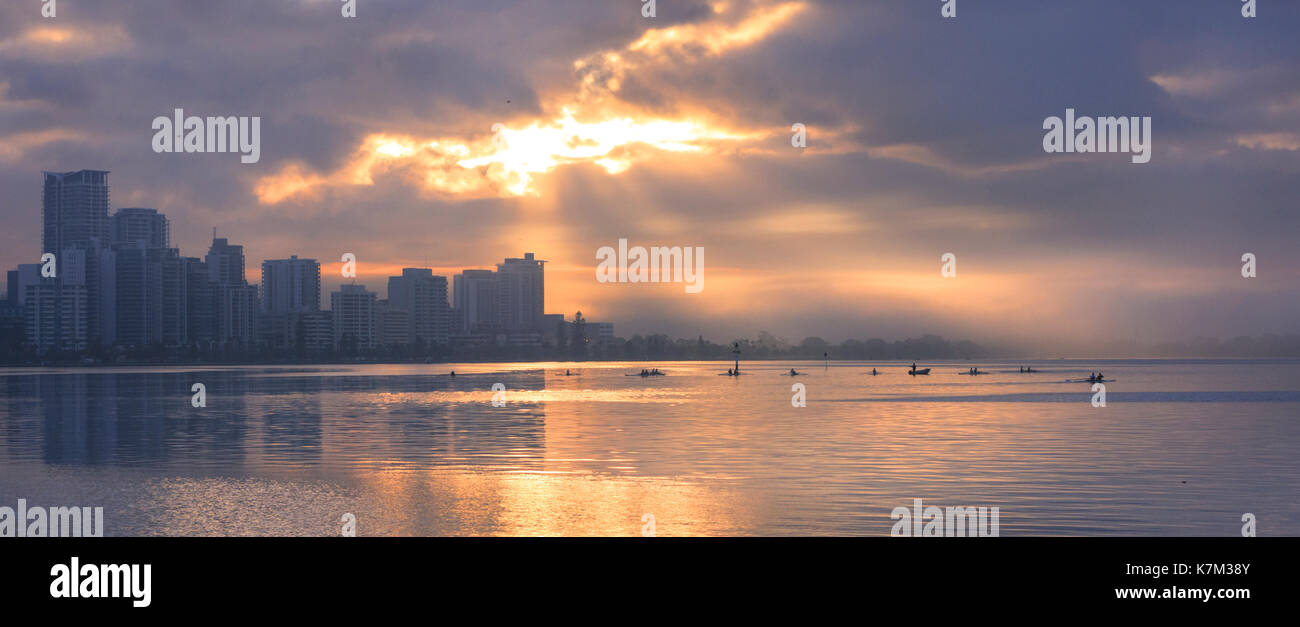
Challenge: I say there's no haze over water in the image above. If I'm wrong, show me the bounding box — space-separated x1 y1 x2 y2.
1 360 1297 536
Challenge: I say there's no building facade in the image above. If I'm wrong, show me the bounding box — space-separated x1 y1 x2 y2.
261 256 321 314
387 268 450 346
43 170 109 256
331 284 376 351
110 208 169 248
452 269 499 334
497 253 545 331
205 237 258 347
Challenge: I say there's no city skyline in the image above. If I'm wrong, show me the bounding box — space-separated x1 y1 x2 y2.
0 1 1297 350
4 166 1300 358
3 169 596 357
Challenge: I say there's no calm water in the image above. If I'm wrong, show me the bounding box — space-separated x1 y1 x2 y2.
1 360 1297 536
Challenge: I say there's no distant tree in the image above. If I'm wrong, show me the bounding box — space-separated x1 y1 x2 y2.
799 336 830 357
756 331 787 353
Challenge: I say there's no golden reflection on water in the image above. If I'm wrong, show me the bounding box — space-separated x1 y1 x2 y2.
3 360 1299 535
344 370 749 535
351 469 749 536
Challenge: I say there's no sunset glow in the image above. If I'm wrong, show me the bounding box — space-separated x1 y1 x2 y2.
254 2 800 203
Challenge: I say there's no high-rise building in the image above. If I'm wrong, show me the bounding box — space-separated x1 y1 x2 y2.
110 244 186 347
261 256 321 314
60 241 110 345
387 268 450 346
497 253 545 331
205 237 258 347
110 208 169 248
217 284 258 347
182 257 216 346
5 269 20 305
43 170 109 256
157 249 186 346
331 284 376 351
101 206 184 348
24 282 59 351
589 322 615 345
540 313 565 345
24 281 86 352
12 265 46 350
294 311 334 353
452 269 499 334
205 237 245 286
9 265 40 308
0 298 23 352
374 299 411 347
40 171 111 351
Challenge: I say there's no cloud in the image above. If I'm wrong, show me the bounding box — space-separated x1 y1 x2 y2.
0 24 133 60
253 1 807 202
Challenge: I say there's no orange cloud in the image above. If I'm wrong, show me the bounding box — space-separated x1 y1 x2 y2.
1234 133 1300 151
628 1 806 57
255 2 811 204
0 128 87 162
0 25 132 59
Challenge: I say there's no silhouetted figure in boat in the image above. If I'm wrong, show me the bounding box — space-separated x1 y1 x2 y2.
872 368 878 375
789 368 799 376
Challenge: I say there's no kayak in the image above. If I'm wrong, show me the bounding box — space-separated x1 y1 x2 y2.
626 373 667 377
908 368 931 375
1067 378 1113 383
718 372 747 376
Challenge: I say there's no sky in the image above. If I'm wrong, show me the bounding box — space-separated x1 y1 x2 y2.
1 0 1297 350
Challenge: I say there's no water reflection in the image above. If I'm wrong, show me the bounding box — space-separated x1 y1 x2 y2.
0 369 548 472
1 361 1298 536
